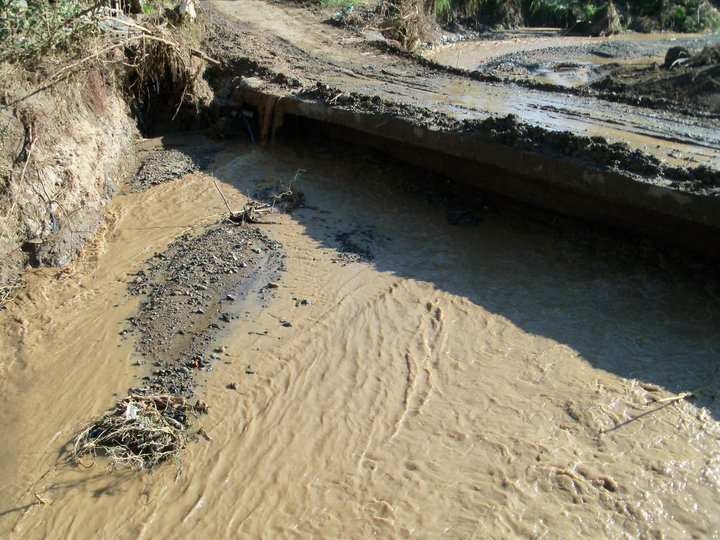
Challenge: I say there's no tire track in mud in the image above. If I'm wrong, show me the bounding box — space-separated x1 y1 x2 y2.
208 0 720 193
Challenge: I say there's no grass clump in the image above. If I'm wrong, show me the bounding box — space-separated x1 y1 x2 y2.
318 0 364 8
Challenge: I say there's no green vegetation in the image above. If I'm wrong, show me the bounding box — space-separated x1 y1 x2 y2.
318 0 364 8
421 0 720 32
0 0 199 67
0 0 104 65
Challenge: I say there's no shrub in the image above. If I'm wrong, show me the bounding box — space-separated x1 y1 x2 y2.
0 0 105 66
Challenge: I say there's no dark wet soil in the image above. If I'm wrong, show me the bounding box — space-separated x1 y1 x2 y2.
466 114 720 192
203 7 720 198
297 82 720 193
124 221 284 398
591 43 720 115
131 150 201 193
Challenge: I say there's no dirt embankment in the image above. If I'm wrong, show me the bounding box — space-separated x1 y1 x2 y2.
0 11 216 295
0 71 137 290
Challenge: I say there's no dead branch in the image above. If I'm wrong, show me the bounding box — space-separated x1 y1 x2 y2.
235 201 275 224
190 48 221 66
213 180 276 224
651 392 693 404
213 179 233 215
101 16 151 34
601 391 696 434
172 82 189 121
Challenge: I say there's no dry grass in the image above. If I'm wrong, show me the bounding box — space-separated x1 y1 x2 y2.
0 276 22 309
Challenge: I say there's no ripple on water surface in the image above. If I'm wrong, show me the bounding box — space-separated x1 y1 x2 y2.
1 138 719 538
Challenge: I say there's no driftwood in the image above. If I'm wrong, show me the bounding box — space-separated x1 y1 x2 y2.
229 202 276 225
213 180 277 224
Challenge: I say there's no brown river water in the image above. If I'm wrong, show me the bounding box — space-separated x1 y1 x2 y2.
1 139 719 538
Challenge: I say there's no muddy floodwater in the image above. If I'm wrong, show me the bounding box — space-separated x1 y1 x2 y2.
1 138 719 537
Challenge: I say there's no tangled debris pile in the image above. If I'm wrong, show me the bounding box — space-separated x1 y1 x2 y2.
73 393 192 470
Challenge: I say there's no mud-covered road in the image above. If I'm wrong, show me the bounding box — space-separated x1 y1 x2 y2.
205 0 720 174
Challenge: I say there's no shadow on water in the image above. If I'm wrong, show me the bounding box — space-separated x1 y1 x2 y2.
176 131 720 420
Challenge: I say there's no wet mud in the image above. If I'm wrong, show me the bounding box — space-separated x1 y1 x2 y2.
438 32 720 116
204 2 720 188
2 136 719 537
2 1 720 537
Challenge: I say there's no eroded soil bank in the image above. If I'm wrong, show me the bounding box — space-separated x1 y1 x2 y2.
0 70 137 290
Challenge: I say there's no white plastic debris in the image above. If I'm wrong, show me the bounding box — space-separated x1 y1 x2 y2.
124 402 139 423
179 0 196 22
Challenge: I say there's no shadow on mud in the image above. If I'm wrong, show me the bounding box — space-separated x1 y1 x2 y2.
177 130 720 421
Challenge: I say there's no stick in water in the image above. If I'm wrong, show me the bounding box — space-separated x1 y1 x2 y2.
213 180 233 215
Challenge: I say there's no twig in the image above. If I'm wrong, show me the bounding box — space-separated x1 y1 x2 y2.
60 0 106 28
11 39 135 105
652 392 693 404
213 180 233 215
190 48 221 66
171 82 189 121
101 16 151 34
601 391 695 434
3 132 36 224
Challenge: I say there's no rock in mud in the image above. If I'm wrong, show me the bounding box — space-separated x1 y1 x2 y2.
665 46 691 68
32 208 104 267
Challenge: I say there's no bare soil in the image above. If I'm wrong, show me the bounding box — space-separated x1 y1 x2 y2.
202 1 720 192
591 43 720 115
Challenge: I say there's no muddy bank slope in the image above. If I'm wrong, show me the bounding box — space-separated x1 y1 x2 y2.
0 72 137 290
